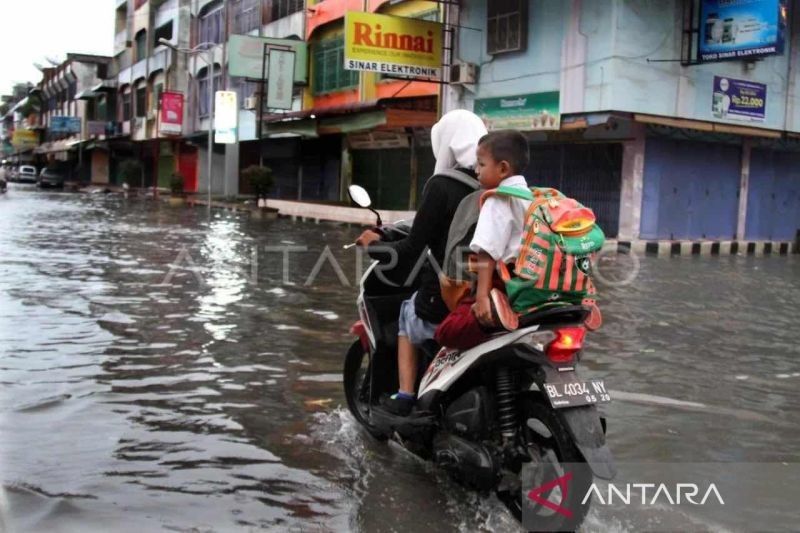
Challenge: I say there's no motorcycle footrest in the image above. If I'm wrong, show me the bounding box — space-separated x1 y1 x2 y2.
369 407 436 432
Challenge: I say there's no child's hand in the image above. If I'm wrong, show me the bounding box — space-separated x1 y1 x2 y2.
472 294 494 327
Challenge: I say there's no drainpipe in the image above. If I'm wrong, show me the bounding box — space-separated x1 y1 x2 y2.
736 138 752 241
783 2 797 132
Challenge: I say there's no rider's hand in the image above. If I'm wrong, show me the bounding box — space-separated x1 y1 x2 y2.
472 294 494 328
356 229 380 247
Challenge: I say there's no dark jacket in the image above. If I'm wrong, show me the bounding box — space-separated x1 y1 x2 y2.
367 169 477 324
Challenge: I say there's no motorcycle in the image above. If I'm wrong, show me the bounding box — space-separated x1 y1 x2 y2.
342 185 616 530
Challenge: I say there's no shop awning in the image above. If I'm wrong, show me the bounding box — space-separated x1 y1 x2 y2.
91 80 118 93
633 113 782 139
262 103 437 137
318 110 387 134
264 118 319 138
76 89 98 100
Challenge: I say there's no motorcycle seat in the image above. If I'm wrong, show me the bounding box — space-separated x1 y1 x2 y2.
517 305 589 328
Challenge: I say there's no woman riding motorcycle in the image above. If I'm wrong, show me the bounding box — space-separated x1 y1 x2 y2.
355 109 488 415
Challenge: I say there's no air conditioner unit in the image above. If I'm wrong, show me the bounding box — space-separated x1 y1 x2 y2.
244 96 258 110
450 62 478 85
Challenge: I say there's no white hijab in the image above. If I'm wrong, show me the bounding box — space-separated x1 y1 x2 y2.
430 109 488 174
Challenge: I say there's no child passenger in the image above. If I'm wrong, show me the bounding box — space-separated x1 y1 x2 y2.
434 130 532 350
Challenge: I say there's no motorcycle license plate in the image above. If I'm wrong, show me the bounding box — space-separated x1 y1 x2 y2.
543 380 611 409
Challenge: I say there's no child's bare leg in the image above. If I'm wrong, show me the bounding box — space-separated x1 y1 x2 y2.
398 336 418 394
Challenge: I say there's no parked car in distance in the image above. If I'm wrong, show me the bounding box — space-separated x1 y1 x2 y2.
17 165 38 183
38 166 67 189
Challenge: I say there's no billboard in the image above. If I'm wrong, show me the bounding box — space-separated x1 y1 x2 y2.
474 92 561 131
160 91 184 135
712 76 767 122
344 11 444 78
699 0 786 62
214 91 238 144
228 35 307 84
50 116 81 134
266 49 296 110
11 130 38 150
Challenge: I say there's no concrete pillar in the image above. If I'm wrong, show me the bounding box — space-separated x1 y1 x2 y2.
617 123 646 241
736 139 752 241
198 144 225 196
223 142 239 197
560 0 587 114
440 0 462 114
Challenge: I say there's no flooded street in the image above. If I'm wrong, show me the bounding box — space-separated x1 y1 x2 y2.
1 185 799 532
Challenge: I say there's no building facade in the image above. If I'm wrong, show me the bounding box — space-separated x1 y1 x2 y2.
444 0 800 242
36 54 111 181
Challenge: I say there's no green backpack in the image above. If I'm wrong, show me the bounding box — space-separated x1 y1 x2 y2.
481 186 605 316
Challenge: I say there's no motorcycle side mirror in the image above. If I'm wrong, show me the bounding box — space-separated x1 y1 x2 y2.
348 185 372 208
348 184 382 226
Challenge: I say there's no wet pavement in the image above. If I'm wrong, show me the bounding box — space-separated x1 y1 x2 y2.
1 184 799 532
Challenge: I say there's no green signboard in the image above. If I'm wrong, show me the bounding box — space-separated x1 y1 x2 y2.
474 91 560 131
228 35 308 84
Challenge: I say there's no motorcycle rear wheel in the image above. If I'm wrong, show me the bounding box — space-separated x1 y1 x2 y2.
498 394 593 531
343 341 388 441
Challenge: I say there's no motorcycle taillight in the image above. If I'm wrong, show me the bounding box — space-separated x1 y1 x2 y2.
546 327 586 364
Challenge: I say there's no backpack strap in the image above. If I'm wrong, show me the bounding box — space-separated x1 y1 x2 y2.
423 168 479 197
479 185 539 207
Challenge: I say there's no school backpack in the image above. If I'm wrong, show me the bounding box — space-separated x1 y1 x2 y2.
481 186 605 323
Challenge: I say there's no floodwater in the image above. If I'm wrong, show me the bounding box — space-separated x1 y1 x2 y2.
1 184 799 532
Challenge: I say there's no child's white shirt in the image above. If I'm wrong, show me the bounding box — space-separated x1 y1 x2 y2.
469 175 532 263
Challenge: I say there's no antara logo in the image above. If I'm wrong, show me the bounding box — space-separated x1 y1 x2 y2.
582 483 725 506
353 23 435 54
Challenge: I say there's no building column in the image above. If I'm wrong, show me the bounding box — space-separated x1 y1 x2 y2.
736 139 752 241
617 123 646 241
223 142 239 197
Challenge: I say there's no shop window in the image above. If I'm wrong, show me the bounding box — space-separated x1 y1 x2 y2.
269 0 304 23
135 86 147 117
232 0 260 34
135 29 148 62
122 91 132 121
234 78 259 109
97 96 108 121
487 0 528 55
199 3 225 44
313 37 358 95
152 82 163 112
198 66 223 117
154 21 173 46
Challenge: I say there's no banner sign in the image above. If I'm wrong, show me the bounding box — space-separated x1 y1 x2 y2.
474 92 561 131
712 76 767 122
344 11 444 78
11 130 38 150
699 0 786 62
214 91 238 144
160 91 184 135
50 116 81 134
228 35 307 84
267 49 296 110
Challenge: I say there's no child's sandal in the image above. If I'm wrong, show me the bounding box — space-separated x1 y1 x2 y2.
490 288 519 331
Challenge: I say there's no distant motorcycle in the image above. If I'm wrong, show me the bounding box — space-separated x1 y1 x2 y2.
342 185 615 530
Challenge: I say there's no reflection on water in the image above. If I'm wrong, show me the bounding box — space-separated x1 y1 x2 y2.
0 186 799 532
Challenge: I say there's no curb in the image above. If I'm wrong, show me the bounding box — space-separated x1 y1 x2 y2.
614 240 796 257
